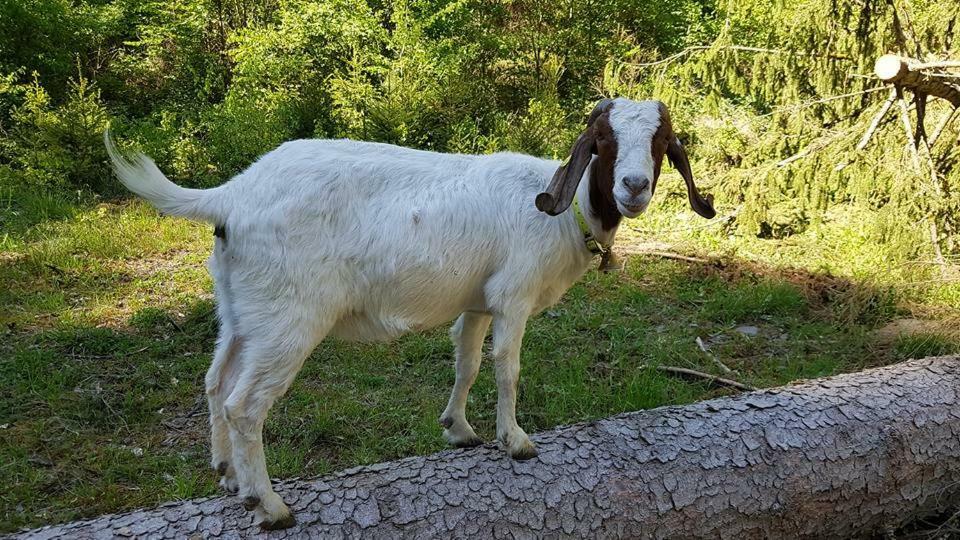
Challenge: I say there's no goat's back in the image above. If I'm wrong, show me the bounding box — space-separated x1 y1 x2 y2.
211 139 586 342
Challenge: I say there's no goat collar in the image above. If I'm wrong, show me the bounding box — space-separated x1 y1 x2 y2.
573 195 610 256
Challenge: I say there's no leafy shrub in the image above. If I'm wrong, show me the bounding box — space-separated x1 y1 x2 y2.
6 74 111 193
205 88 300 176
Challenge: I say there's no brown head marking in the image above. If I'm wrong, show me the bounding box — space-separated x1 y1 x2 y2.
655 103 715 219
535 99 613 216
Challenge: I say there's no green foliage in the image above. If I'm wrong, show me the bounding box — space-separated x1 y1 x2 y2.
604 1 960 253
0 0 719 188
4 74 111 192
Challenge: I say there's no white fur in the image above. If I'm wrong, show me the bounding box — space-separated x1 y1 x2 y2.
608 98 662 217
103 98 665 527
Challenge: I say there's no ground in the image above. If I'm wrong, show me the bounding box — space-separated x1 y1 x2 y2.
1 185 958 533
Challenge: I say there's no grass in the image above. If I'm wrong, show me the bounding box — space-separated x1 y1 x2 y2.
1 183 959 533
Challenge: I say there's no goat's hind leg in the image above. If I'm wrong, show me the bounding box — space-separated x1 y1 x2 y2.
205 329 242 493
205 253 242 492
223 327 321 530
440 312 491 447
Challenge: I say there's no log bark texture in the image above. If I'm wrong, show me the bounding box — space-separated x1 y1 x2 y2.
10 356 960 540
875 54 960 107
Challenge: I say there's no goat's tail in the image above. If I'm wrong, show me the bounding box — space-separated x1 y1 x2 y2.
104 130 224 223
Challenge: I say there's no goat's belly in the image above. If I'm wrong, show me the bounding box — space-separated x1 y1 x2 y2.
329 287 484 343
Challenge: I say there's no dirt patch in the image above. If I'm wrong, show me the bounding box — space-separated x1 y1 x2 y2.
873 318 959 345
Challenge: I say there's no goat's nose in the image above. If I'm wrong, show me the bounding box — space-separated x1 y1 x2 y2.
622 176 650 195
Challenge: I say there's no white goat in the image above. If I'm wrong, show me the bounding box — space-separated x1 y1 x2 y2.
104 97 714 529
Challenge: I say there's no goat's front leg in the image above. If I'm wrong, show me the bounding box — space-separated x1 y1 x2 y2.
440 312 491 447
491 311 537 460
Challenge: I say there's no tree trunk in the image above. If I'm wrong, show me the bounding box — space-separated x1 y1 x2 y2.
875 54 960 107
11 356 960 539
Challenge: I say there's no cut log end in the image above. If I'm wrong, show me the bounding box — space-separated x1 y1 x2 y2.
874 53 960 107
875 54 908 82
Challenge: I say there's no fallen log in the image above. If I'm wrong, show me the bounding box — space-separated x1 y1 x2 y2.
874 54 960 107
11 356 960 539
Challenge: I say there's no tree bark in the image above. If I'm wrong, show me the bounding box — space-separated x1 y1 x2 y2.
10 356 960 540
875 54 960 107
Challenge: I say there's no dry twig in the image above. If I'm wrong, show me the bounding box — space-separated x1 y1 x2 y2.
696 336 736 375
644 364 755 392
856 89 897 150
623 45 850 69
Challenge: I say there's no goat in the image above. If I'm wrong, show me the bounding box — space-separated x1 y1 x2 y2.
104 97 715 529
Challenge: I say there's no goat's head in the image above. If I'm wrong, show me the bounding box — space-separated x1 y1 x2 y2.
536 98 715 226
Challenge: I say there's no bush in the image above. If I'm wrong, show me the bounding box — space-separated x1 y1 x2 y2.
6 73 111 193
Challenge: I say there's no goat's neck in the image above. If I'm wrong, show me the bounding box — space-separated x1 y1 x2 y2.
576 162 620 247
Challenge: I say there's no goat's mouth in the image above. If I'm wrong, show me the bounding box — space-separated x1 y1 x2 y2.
617 200 649 218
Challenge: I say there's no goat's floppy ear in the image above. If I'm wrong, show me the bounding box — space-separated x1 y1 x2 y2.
667 136 716 219
536 99 613 215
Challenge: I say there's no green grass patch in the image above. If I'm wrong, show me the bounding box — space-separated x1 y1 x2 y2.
894 333 960 361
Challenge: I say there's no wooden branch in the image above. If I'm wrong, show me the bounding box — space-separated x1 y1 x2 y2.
776 127 855 167
929 108 957 147
875 54 960 107
896 89 948 272
625 44 851 68
649 363 753 391
694 336 736 375
856 89 897 150
760 86 889 118
897 92 922 169
633 250 710 264
914 60 960 71
12 356 960 539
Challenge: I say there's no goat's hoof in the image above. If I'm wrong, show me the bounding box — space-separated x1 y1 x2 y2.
443 423 482 448
215 461 239 493
500 430 538 460
242 495 261 511
220 476 239 494
509 442 539 460
252 491 295 530
452 435 483 448
260 512 297 531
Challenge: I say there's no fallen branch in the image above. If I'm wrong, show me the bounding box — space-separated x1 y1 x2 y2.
777 126 858 167
13 357 960 539
759 86 890 118
630 250 711 264
856 88 897 150
695 336 736 375
929 108 957 147
896 91 948 274
647 363 754 391
624 44 851 69
913 60 960 71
